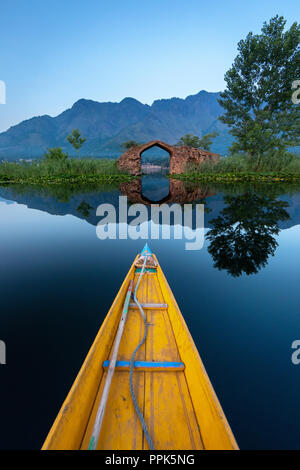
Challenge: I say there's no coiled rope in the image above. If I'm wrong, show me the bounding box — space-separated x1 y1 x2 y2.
129 255 155 450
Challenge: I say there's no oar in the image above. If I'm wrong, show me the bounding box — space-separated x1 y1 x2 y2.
88 280 134 450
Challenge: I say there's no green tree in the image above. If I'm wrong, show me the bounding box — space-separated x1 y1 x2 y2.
177 134 201 148
67 129 86 154
121 140 141 149
218 16 300 160
44 147 68 161
177 132 219 150
197 132 219 151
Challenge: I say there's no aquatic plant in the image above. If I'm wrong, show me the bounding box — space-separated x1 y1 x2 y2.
0 158 132 184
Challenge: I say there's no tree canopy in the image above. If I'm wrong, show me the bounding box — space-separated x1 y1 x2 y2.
121 140 141 149
218 16 300 159
177 132 219 150
67 129 86 153
44 147 68 161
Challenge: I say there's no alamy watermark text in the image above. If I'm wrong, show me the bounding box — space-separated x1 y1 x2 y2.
96 196 204 251
291 340 300 365
0 340 6 365
292 80 300 104
0 80 6 104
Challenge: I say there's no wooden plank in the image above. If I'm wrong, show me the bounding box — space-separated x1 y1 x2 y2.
103 360 185 371
130 303 168 309
144 371 204 450
135 268 157 273
154 254 238 450
81 370 145 450
143 274 203 450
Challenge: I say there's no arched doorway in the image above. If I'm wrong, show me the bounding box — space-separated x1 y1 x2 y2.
140 144 170 202
140 144 170 174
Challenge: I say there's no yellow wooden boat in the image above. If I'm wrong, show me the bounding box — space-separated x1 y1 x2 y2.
42 244 238 450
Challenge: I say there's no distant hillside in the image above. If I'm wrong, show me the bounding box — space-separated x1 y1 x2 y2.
0 91 234 160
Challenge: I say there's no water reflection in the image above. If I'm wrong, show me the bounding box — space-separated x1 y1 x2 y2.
0 179 299 232
76 200 93 218
141 174 170 202
1 179 300 450
206 192 290 277
120 178 215 205
1 180 300 276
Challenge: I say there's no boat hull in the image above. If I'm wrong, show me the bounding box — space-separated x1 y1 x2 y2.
42 254 238 450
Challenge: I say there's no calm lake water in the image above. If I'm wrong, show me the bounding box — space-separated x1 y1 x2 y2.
0 175 300 449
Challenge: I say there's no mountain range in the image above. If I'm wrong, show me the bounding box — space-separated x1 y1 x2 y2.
0 90 234 160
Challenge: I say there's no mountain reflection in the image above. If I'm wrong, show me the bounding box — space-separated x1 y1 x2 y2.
206 192 290 277
1 180 300 242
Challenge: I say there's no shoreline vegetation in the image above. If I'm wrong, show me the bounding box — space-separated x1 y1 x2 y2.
1 153 300 185
171 153 300 183
0 157 133 185
171 173 300 183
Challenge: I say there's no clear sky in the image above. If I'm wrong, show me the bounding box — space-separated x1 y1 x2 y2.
0 0 298 132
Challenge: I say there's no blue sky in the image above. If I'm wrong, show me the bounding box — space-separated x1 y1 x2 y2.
0 0 298 132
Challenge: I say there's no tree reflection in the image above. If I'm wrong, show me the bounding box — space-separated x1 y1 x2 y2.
77 200 93 217
206 192 290 277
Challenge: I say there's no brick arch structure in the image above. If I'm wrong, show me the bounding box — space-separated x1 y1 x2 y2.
118 140 220 175
119 178 216 206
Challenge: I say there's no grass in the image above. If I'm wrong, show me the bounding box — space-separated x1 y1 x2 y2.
172 153 300 183
0 158 133 184
2 153 300 185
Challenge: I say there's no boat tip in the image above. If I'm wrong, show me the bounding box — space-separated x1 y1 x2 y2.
141 242 152 256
